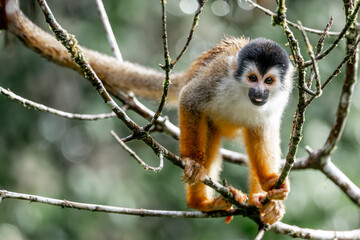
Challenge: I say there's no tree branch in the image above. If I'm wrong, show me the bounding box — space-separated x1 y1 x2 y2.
1 189 359 239
272 0 307 191
111 130 164 172
94 0 123 62
0 86 116 120
143 0 173 132
271 222 360 240
0 190 243 219
321 159 360 207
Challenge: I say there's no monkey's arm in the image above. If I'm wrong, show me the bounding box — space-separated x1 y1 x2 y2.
243 127 289 224
243 127 286 191
0 1 185 105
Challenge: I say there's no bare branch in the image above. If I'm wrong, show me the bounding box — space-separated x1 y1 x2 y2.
221 148 248 166
0 86 116 120
254 227 267 240
1 188 359 239
144 0 206 131
171 0 207 66
305 37 360 106
94 0 123 62
316 17 334 55
298 21 322 97
321 159 360 207
111 130 164 172
272 222 360 240
143 0 173 132
0 190 243 219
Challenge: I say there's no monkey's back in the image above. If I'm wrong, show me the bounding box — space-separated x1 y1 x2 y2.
184 37 249 81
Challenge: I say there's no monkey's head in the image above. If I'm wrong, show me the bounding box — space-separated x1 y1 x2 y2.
234 38 293 107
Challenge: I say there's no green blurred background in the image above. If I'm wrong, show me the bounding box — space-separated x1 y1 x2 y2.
0 0 359 239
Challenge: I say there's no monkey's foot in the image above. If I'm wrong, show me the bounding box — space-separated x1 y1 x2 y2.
187 187 247 212
211 186 247 211
223 186 248 223
181 158 206 184
187 186 247 223
249 193 285 225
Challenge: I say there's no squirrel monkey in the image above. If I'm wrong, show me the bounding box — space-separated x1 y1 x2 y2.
0 7 292 224
179 37 293 224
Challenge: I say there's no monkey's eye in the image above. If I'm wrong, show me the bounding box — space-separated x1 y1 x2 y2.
264 77 274 85
248 75 257 82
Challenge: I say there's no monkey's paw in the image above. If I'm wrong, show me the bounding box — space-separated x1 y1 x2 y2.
181 158 206 184
249 193 285 225
263 175 290 201
259 200 285 225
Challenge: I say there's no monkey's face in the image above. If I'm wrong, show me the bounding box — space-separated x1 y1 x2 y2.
238 63 284 107
245 67 278 106
234 38 292 108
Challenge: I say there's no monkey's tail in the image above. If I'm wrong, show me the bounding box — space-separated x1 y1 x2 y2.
0 0 186 105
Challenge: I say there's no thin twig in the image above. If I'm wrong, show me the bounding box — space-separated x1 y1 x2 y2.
305 37 360 106
144 0 207 131
245 0 340 36
0 86 116 120
143 0 172 132
303 0 360 67
94 0 123 62
111 130 164 172
316 17 334 55
298 21 322 97
305 18 333 91
171 0 206 66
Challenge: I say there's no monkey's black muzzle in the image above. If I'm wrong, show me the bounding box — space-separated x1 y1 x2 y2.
248 87 269 106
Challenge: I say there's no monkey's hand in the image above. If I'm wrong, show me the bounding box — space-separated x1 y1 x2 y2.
181 158 207 184
263 175 290 201
249 193 285 225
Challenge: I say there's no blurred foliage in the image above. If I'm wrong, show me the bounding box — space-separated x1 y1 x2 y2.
0 0 360 239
